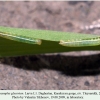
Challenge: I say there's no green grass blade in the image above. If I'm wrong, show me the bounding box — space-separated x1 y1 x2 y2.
0 26 100 57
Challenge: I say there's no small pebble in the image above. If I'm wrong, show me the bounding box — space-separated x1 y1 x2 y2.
84 81 90 86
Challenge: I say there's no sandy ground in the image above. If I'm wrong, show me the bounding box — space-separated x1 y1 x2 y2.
0 1 100 90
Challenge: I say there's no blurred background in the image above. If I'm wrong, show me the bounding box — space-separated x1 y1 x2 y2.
0 1 100 90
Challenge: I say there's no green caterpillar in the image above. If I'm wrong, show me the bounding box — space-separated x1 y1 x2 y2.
59 37 100 47
0 32 41 45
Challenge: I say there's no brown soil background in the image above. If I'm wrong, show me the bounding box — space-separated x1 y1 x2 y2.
0 1 100 90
